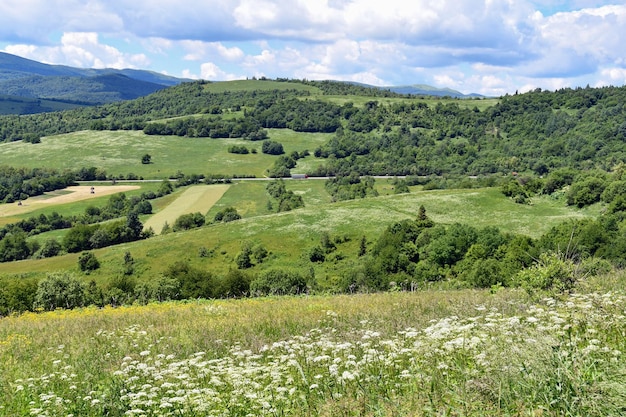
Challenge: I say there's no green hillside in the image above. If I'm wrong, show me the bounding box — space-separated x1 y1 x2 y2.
2 78 626 417
0 183 597 279
0 79 625 315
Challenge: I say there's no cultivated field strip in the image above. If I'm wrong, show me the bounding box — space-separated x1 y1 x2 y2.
143 184 230 234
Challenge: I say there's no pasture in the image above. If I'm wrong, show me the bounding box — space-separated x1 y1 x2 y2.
0 129 331 179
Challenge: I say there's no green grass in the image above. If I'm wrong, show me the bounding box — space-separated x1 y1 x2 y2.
2 283 625 416
203 79 321 94
0 129 331 179
0 185 599 281
0 183 161 227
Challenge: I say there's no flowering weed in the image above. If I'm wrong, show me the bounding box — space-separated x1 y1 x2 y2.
1 291 626 416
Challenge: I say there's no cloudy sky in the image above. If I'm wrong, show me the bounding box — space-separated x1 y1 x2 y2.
1 0 625 96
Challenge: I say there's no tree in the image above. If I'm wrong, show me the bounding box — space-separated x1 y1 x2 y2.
173 212 205 231
261 140 285 155
250 268 308 296
35 238 62 258
34 272 85 311
78 251 100 273
235 242 253 269
141 154 152 164
358 235 367 257
158 180 173 196
123 251 135 275
0 231 31 262
125 211 144 240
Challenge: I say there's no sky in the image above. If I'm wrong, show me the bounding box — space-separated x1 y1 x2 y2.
1 0 626 96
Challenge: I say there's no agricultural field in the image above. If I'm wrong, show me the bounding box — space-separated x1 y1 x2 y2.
0 185 139 225
143 184 230 234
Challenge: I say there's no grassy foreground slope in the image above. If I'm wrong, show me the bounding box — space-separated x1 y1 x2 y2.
0 184 598 281
1 276 625 416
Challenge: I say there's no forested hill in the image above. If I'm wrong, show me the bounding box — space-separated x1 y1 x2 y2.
0 51 184 108
2 79 626 177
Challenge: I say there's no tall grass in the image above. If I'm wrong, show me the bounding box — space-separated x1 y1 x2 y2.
1 279 625 416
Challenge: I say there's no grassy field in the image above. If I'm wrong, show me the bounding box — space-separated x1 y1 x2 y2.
0 184 599 281
1 274 625 416
0 129 331 179
143 184 230 234
203 79 321 94
0 183 161 227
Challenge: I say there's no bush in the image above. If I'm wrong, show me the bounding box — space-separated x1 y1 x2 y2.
214 207 241 223
218 270 251 298
250 269 308 296
34 238 62 259
78 251 100 273
513 252 578 295
173 212 205 231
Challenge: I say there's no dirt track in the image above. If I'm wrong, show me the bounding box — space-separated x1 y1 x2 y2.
0 185 140 218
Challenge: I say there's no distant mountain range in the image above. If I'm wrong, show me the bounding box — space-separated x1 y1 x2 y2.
0 51 483 115
346 81 482 98
0 52 187 112
383 84 483 98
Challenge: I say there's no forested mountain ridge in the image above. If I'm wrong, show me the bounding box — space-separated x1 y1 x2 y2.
0 52 185 108
0 52 184 86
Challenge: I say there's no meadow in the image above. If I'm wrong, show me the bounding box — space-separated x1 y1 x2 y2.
0 181 599 282
0 128 331 179
1 273 625 416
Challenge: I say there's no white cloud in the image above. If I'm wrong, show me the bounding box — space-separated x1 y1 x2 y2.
0 1 625 95
4 32 149 69
200 62 242 81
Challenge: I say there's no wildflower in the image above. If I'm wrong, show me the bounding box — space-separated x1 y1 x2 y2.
341 370 355 381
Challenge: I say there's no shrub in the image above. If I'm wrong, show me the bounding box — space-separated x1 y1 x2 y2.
173 212 205 231
250 269 308 296
218 270 251 298
513 252 578 295
214 207 241 223
78 251 100 273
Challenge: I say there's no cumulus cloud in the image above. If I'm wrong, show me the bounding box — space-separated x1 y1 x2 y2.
0 0 625 94
4 32 149 69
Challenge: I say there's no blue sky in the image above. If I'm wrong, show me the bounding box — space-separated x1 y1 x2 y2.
0 0 625 96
